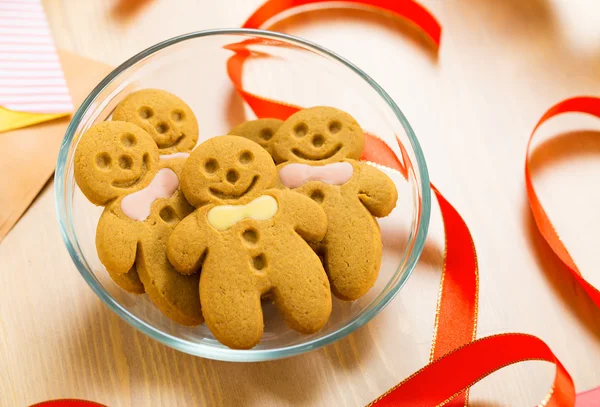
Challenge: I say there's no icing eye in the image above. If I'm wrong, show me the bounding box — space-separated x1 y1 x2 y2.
171 110 184 121
260 128 273 141
312 134 324 147
138 106 153 119
293 123 308 137
119 155 133 169
121 133 136 147
204 158 219 174
95 152 111 170
226 169 239 184
156 122 169 134
239 151 254 165
329 121 341 134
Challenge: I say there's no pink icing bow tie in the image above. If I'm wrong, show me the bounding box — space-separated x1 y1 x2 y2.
278 162 353 189
121 168 179 221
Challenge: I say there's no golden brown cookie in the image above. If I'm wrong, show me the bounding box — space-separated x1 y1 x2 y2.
270 106 364 165
74 121 159 205
107 265 145 294
75 121 203 326
179 135 278 207
168 136 331 349
112 89 199 154
270 107 397 300
277 160 397 300
228 118 283 156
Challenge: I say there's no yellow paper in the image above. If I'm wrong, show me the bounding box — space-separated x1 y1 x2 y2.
0 107 69 134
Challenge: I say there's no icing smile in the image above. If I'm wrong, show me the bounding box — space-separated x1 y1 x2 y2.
209 176 258 199
112 154 150 188
291 144 342 161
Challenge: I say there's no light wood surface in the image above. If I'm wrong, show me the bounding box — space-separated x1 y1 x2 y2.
2 0 600 405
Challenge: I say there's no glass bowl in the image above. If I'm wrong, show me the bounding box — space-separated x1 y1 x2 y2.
55 28 431 362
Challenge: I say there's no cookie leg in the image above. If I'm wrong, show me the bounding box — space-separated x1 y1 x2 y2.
269 246 332 334
136 256 203 327
107 265 145 294
323 217 383 301
200 265 265 350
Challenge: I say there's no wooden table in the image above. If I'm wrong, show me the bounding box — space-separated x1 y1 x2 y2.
2 0 600 405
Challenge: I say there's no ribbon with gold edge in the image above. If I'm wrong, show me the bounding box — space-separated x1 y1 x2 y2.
226 0 594 405
526 96 600 308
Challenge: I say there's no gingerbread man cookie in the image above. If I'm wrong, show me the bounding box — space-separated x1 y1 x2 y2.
74 121 202 326
112 88 199 155
228 118 283 156
240 107 398 301
167 136 331 349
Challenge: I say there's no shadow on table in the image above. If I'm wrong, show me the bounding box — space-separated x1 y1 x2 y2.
524 129 600 340
381 219 444 273
65 297 382 405
208 324 379 406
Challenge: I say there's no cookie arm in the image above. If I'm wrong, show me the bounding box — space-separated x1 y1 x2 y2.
279 191 327 242
167 211 208 274
96 209 138 275
357 162 398 217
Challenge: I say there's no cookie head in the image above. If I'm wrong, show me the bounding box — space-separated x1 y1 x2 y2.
271 106 365 164
181 136 277 207
228 118 283 155
112 89 199 153
74 121 159 205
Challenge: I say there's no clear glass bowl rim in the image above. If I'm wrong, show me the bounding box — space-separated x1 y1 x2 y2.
54 28 431 362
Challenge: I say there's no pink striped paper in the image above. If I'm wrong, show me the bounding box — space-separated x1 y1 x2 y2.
0 0 73 114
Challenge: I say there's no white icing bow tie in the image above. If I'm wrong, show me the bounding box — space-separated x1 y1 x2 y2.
207 195 278 231
278 162 353 189
121 168 179 221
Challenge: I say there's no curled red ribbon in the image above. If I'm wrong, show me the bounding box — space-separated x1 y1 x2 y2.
526 96 600 308
229 0 592 406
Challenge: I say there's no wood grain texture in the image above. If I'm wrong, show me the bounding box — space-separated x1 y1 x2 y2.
1 0 600 405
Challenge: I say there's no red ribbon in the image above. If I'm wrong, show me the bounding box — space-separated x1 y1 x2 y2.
526 96 600 308
228 0 600 406
242 0 441 46
30 400 106 407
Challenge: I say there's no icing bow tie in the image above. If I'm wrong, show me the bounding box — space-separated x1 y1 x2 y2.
207 195 278 231
121 168 179 221
278 162 353 189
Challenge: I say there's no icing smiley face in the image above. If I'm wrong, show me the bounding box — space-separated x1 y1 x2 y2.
180 136 278 207
112 89 199 154
270 106 365 164
74 121 159 205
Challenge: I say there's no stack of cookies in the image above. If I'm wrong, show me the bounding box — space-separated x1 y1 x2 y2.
74 89 398 349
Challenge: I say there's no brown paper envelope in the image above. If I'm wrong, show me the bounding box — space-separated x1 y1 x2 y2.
0 50 112 242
